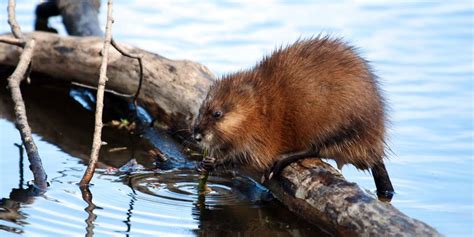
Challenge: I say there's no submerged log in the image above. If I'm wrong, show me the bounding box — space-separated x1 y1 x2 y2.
0 33 441 236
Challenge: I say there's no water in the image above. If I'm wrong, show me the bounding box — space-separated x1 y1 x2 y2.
0 79 321 236
0 0 473 236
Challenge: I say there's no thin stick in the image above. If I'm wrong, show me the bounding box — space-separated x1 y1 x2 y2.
7 0 23 39
197 149 210 194
0 35 24 46
111 39 143 105
71 81 134 98
6 0 47 190
8 40 48 190
80 0 114 186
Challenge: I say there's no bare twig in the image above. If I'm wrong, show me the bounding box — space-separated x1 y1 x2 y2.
5 0 48 190
80 0 114 186
7 0 23 39
0 35 24 46
111 39 144 105
7 41 47 190
71 81 134 98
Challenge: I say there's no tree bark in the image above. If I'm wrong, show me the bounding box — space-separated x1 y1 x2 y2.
0 33 441 236
243 159 440 236
0 32 214 133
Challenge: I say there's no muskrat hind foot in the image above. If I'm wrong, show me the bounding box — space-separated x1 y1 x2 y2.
261 150 320 183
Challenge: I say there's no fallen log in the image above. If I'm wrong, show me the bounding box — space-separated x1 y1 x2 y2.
0 32 441 236
243 159 441 236
0 32 214 132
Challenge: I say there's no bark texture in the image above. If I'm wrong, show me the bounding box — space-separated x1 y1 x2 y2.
245 159 441 236
0 32 214 132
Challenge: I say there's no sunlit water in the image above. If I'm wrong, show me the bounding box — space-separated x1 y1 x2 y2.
1 1 473 236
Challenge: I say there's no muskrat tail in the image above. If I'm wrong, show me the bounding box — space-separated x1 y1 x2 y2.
371 161 395 200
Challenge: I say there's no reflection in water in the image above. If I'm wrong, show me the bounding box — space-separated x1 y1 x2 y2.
16 144 24 190
0 144 42 234
128 169 269 208
80 186 97 237
126 169 325 236
123 192 137 236
121 174 138 236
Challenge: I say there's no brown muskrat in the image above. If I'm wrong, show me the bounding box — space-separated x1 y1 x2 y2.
193 36 394 199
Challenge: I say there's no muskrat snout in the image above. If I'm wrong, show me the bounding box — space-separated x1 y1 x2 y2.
193 126 203 142
194 133 202 142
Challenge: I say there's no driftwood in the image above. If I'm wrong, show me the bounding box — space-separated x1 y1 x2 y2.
0 33 441 236
243 160 441 236
0 32 214 132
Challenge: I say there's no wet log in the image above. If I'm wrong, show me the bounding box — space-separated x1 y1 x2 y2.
0 32 441 236
243 159 441 236
0 32 214 132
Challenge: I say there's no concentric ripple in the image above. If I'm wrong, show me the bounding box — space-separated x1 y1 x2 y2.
128 169 268 208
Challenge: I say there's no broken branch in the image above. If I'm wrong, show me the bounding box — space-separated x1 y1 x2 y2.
111 39 144 105
0 35 24 46
7 0 23 39
79 0 114 186
5 0 47 191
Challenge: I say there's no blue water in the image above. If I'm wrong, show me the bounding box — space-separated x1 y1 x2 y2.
1 1 473 236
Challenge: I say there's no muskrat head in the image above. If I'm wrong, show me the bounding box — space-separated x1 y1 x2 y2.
192 74 257 159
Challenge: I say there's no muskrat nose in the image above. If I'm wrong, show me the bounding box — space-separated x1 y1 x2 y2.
194 133 202 142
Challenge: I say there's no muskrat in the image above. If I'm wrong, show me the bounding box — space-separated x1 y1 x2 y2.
193 36 394 199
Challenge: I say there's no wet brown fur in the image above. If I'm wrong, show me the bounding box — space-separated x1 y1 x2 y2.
194 36 387 173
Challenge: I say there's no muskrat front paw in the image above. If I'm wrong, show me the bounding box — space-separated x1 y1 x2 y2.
196 156 216 173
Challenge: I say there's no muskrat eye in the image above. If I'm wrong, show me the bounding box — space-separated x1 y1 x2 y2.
212 111 223 119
